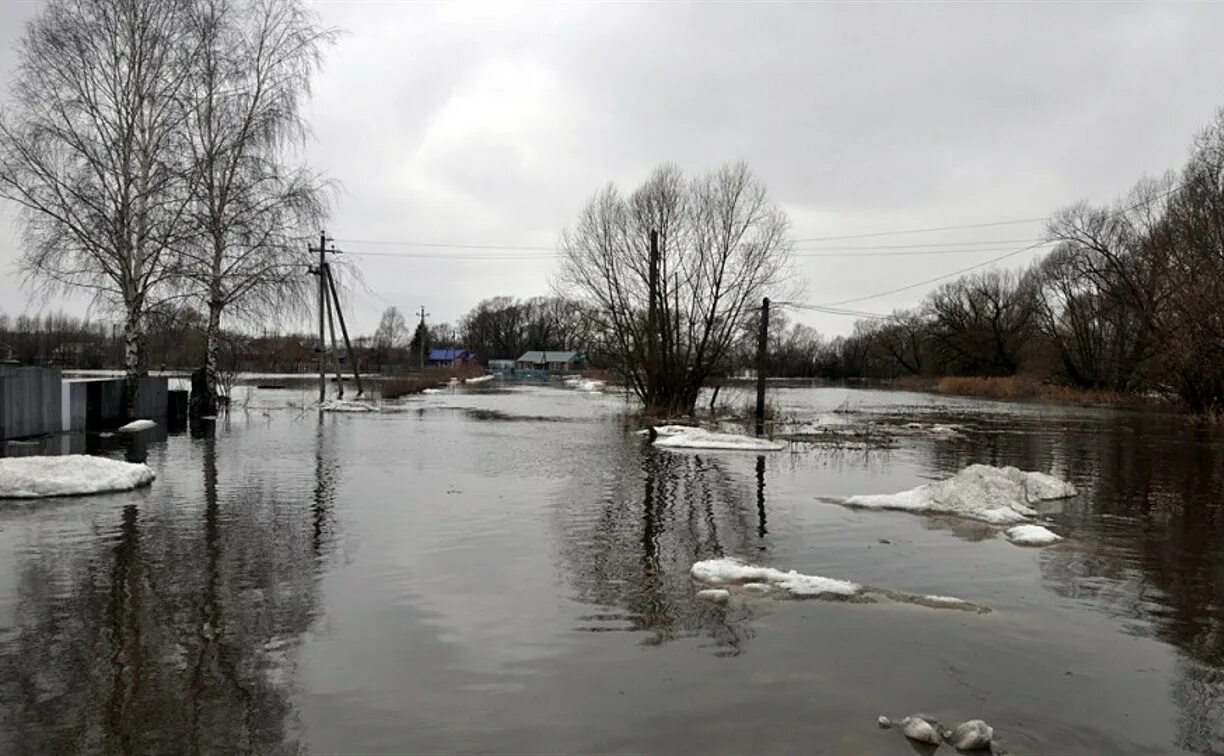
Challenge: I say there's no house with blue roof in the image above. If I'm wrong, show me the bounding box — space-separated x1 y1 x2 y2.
428 348 478 367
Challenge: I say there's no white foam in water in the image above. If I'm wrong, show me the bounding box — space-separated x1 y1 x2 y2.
0 455 155 498
654 427 785 452
691 557 860 598
117 419 156 432
845 464 1076 525
1005 524 1063 546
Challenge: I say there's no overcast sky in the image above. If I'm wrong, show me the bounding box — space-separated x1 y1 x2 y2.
3 0 1224 337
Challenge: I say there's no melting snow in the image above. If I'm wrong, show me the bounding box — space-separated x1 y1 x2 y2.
118 419 156 432
653 427 785 452
0 455 155 498
845 464 1076 525
1005 524 1063 546
465 374 495 384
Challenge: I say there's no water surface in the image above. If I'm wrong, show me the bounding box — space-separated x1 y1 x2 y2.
0 383 1221 754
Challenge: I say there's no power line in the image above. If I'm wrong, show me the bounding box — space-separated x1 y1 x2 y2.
812 178 1191 310
341 242 1051 261
792 216 1049 243
815 240 1050 308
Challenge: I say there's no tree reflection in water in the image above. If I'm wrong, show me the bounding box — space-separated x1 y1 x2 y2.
556 438 772 656
0 417 340 754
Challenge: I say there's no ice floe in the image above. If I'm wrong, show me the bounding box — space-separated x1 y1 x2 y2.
691 557 861 598
844 464 1076 525
696 588 730 603
117 419 157 432
465 374 495 384
653 426 785 452
1005 524 1063 546
691 557 989 612
0 455 155 498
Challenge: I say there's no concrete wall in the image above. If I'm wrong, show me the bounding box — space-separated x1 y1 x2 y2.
0 366 63 441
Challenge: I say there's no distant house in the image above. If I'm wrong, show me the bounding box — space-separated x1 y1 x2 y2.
428 348 478 367
487 359 515 373
515 350 585 372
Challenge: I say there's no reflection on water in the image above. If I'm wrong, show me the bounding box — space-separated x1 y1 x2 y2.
0 417 338 754
556 442 767 654
0 386 1221 753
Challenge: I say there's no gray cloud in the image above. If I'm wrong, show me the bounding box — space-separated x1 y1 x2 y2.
3 0 1223 336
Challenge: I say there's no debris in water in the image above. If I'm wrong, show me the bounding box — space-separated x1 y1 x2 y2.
942 719 994 750
319 399 378 412
878 715 943 745
653 427 785 452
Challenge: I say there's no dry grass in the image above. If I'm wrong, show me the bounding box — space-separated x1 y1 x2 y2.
381 366 486 399
930 375 1138 407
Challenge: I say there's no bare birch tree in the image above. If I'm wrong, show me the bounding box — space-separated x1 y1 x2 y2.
180 0 334 413
0 0 198 413
558 163 792 415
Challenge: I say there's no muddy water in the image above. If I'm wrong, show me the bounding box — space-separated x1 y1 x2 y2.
0 383 1221 754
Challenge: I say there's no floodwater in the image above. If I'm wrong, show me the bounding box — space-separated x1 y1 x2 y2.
1 381 1222 754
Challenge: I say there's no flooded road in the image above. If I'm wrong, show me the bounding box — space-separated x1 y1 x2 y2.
1 383 1222 754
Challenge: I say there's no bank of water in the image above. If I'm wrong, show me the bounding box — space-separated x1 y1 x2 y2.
0 384 1220 754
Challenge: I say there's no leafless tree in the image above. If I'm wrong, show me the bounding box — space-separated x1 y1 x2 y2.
0 0 199 413
179 0 334 413
558 163 793 415
371 306 407 371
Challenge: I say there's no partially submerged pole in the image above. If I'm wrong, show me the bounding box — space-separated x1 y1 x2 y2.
755 296 770 435
316 231 326 404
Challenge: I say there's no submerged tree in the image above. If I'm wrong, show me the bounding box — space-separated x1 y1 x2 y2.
180 0 334 414
558 163 792 415
0 0 198 413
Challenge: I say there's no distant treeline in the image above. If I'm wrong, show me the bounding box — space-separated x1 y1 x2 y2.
802 110 1224 413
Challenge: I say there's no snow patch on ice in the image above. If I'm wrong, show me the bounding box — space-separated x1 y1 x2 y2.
654 427 785 452
319 399 378 413
465 374 495 384
691 557 860 598
1005 523 1063 546
845 464 1076 525
0 455 155 498
118 419 156 432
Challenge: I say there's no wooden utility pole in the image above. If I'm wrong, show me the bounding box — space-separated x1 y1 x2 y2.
325 264 364 396
311 231 327 404
324 276 344 398
755 296 770 435
417 305 429 370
